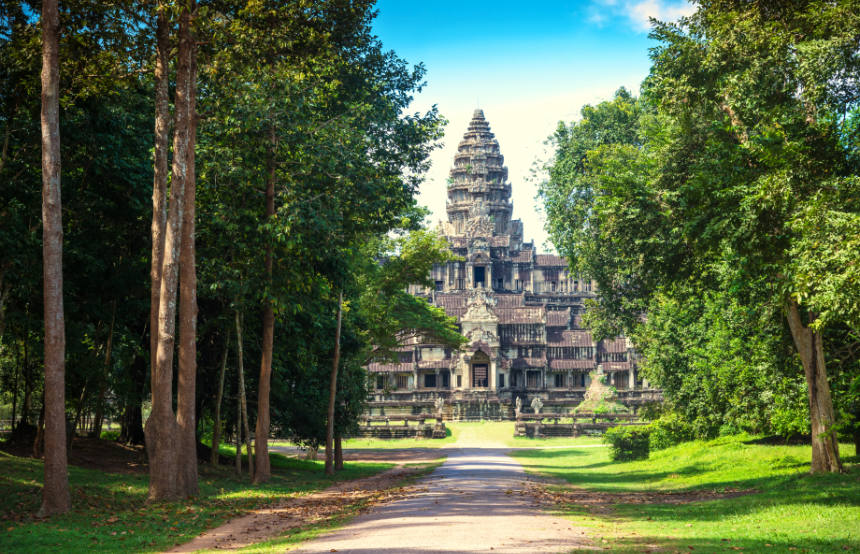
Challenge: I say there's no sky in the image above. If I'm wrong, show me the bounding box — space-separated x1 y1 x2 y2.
372 0 694 250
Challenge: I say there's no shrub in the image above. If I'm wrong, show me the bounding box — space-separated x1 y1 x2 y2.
603 425 650 461
100 430 120 441
649 412 694 450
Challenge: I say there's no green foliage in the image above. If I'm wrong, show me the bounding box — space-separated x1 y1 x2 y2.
603 425 651 461
636 285 807 438
540 0 860 452
647 412 694 451
99 430 120 441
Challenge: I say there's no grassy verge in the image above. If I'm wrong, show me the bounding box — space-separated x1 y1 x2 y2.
0 447 391 553
512 435 860 553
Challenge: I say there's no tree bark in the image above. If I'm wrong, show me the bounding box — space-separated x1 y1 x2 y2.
119 351 146 446
236 310 254 479
145 0 193 502
254 130 277 483
177 3 199 496
325 290 343 476
235 392 242 475
92 301 116 438
334 434 343 471
211 328 230 465
149 1 169 381
33 396 44 459
11 340 20 431
22 335 32 426
38 0 70 517
786 298 843 473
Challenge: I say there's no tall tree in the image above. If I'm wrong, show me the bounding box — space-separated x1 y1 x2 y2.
324 290 343 476
540 1 860 473
37 0 70 516
144 0 199 500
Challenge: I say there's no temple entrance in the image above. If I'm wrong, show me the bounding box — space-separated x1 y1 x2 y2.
473 266 486 288
471 364 488 387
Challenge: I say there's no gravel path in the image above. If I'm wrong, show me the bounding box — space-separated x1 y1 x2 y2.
291 446 593 553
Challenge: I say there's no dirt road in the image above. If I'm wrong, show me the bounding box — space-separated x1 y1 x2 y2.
290 445 593 553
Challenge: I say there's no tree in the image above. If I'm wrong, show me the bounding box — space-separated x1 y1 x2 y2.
541 1 860 472
144 0 199 500
37 0 70 517
196 0 444 482
322 228 464 473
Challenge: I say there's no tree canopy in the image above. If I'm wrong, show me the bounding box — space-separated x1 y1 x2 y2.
541 0 860 472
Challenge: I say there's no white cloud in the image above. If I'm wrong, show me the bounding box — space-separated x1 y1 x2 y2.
592 0 695 32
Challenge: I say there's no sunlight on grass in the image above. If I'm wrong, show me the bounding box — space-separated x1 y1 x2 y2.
0 449 392 553
514 436 860 553
283 421 609 449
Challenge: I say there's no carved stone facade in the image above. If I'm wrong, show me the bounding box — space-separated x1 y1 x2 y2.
368 110 650 413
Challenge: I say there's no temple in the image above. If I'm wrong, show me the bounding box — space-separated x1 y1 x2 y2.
367 110 657 418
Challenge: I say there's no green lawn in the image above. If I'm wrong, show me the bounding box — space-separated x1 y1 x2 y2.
512 435 860 553
0 447 391 553
272 421 605 450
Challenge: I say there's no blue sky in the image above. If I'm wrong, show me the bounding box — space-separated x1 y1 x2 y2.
372 0 694 249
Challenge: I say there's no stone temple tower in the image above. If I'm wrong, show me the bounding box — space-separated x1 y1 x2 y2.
443 109 524 248
368 109 645 406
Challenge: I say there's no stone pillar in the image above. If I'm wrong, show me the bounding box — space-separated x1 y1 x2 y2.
541 367 546 390
412 369 418 390
628 367 635 390
435 369 440 390
490 360 497 389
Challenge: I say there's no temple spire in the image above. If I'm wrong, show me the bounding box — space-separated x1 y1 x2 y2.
446 110 517 239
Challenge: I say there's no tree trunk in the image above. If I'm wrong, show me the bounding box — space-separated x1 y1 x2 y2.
236 310 254 479
211 328 230 465
235 392 242 475
334 434 343 471
786 298 843 473
119 352 146 446
176 4 199 496
145 0 194 502
22 336 32 426
92 301 116 438
325 291 343 476
33 397 44 459
71 383 88 447
38 0 70 517
11 340 20 431
254 132 277 483
149 1 170 381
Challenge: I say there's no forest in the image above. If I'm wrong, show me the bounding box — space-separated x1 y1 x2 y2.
1 0 858 542
0 0 463 515
540 0 860 476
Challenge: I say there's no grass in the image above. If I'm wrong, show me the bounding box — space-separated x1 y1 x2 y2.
512 435 860 553
271 421 605 450
0 446 392 553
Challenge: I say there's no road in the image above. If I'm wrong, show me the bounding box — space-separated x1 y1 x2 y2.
291 442 593 553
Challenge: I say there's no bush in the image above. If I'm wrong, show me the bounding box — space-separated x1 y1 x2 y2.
603 425 650 461
649 412 694 450
100 430 120 441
